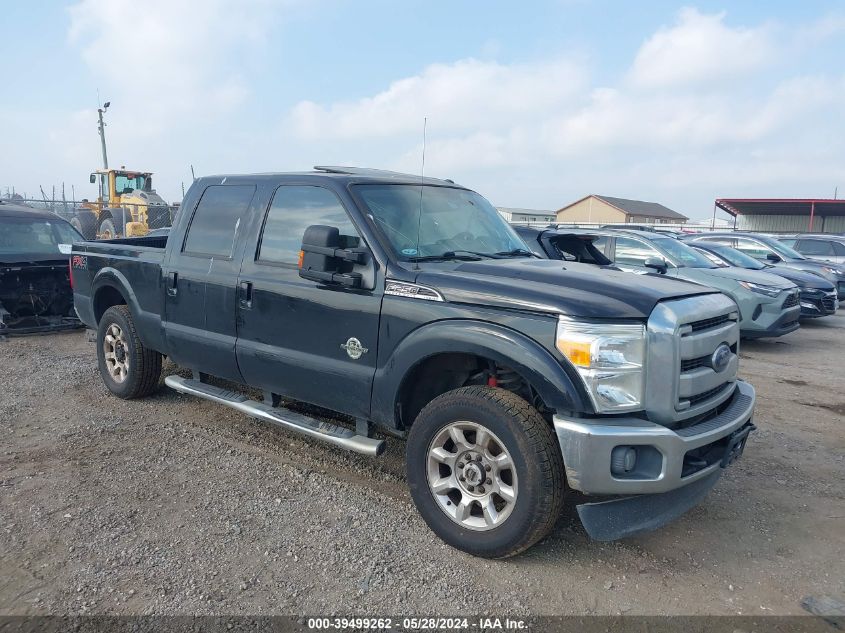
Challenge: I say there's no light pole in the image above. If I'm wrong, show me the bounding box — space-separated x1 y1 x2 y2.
97 101 111 169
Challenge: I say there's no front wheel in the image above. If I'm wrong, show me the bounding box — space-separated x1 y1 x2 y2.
406 386 565 558
97 305 162 399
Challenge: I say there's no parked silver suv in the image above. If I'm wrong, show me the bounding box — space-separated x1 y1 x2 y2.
594 230 801 339
779 234 845 266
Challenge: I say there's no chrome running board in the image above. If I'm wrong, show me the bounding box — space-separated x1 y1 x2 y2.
164 375 385 457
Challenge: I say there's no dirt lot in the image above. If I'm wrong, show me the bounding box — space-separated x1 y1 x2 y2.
1 315 843 617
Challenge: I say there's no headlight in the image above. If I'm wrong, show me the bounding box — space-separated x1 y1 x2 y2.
738 280 782 298
556 318 645 413
822 266 844 276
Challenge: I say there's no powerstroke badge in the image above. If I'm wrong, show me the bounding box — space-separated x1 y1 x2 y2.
341 337 368 360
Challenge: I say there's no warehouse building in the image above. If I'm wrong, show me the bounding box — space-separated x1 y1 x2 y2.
555 194 688 224
716 198 845 233
497 207 556 225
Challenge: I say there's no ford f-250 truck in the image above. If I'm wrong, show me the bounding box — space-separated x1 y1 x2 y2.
70 167 756 558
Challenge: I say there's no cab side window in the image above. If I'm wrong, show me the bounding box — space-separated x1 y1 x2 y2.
613 237 661 266
258 186 361 265
184 185 256 258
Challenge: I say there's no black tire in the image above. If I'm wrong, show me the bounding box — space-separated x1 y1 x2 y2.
70 210 98 240
97 305 162 399
98 212 125 239
407 386 565 558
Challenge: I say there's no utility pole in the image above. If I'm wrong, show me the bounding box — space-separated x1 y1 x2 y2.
97 101 111 169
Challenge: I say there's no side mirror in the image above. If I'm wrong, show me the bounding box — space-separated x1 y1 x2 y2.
644 257 668 274
298 224 368 288
766 252 782 262
89 174 96 184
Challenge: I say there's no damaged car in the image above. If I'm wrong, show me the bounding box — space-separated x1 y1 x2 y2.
0 203 83 336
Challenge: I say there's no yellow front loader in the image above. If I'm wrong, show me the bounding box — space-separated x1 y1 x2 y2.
71 169 171 239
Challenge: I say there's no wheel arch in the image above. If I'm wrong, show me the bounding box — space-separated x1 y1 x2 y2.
372 319 590 430
92 268 139 324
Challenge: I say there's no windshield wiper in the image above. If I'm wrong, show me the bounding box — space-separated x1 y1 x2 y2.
494 248 539 258
407 250 487 262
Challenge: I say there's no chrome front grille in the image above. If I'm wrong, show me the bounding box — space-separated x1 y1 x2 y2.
646 293 740 426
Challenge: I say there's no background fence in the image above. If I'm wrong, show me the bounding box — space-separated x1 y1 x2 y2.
2 198 178 238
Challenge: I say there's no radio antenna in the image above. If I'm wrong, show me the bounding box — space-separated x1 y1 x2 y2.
413 117 427 270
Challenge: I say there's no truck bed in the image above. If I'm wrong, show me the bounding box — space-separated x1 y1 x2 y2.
70 236 168 351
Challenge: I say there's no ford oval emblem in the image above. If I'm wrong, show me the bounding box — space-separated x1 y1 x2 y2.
710 344 732 373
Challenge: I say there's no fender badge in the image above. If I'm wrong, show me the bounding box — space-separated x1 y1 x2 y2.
341 337 368 360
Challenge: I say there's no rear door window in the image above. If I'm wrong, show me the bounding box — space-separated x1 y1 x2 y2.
612 237 662 266
258 185 360 265
183 185 256 258
796 239 834 256
732 237 772 259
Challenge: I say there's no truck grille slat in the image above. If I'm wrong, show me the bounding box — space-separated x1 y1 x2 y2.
680 355 710 372
687 314 730 333
687 382 732 406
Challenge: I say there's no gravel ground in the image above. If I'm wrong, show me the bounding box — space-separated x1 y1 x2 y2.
1 314 843 616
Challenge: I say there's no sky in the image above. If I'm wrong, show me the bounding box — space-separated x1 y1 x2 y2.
1 1 844 221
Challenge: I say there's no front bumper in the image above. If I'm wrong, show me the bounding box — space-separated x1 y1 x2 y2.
576 469 722 541
799 290 839 318
553 380 755 495
741 304 800 339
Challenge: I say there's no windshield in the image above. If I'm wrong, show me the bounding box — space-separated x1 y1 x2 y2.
706 244 766 269
114 173 151 195
653 237 715 268
759 235 807 260
0 217 82 255
353 184 527 259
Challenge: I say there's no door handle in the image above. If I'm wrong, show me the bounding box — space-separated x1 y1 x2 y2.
239 281 253 309
167 272 178 297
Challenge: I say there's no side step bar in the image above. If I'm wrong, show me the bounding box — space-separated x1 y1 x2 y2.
164 376 386 457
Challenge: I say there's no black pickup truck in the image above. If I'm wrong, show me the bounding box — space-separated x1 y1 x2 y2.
71 167 756 557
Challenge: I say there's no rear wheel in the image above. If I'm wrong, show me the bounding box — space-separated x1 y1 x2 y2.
97 305 162 399
406 386 564 558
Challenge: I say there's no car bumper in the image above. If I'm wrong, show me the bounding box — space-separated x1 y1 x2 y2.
741 304 801 338
799 291 839 318
553 380 755 496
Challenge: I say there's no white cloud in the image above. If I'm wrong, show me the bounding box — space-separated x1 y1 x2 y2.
628 8 775 88
287 57 587 140
280 8 845 215
795 12 845 44
67 0 279 128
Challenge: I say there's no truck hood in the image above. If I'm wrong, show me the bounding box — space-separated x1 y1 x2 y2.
686 266 796 289
414 258 714 319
